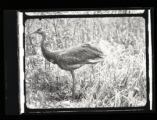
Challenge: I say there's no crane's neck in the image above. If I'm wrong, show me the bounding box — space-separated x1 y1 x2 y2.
39 32 58 63
40 32 47 52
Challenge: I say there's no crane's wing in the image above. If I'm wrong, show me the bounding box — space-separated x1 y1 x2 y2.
58 44 104 65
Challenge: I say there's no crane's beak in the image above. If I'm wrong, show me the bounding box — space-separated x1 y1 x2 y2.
28 31 37 36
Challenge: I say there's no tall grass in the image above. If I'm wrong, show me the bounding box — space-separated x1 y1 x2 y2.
25 17 146 108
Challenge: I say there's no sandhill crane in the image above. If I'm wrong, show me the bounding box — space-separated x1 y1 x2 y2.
30 28 104 100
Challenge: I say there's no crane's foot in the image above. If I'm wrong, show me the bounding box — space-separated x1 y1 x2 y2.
70 93 76 101
72 95 75 100
71 93 82 101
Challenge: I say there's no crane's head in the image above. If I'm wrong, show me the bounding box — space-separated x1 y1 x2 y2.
29 28 44 36
33 28 43 34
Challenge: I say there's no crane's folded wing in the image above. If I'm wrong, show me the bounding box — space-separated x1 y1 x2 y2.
58 45 104 65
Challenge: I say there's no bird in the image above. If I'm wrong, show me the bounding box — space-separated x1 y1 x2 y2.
30 28 104 100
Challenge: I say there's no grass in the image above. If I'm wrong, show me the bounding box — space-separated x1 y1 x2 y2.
25 17 146 108
25 47 146 108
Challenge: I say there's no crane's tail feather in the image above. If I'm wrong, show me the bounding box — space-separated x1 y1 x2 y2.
87 58 104 64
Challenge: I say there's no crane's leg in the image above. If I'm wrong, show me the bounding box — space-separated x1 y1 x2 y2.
70 70 75 100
